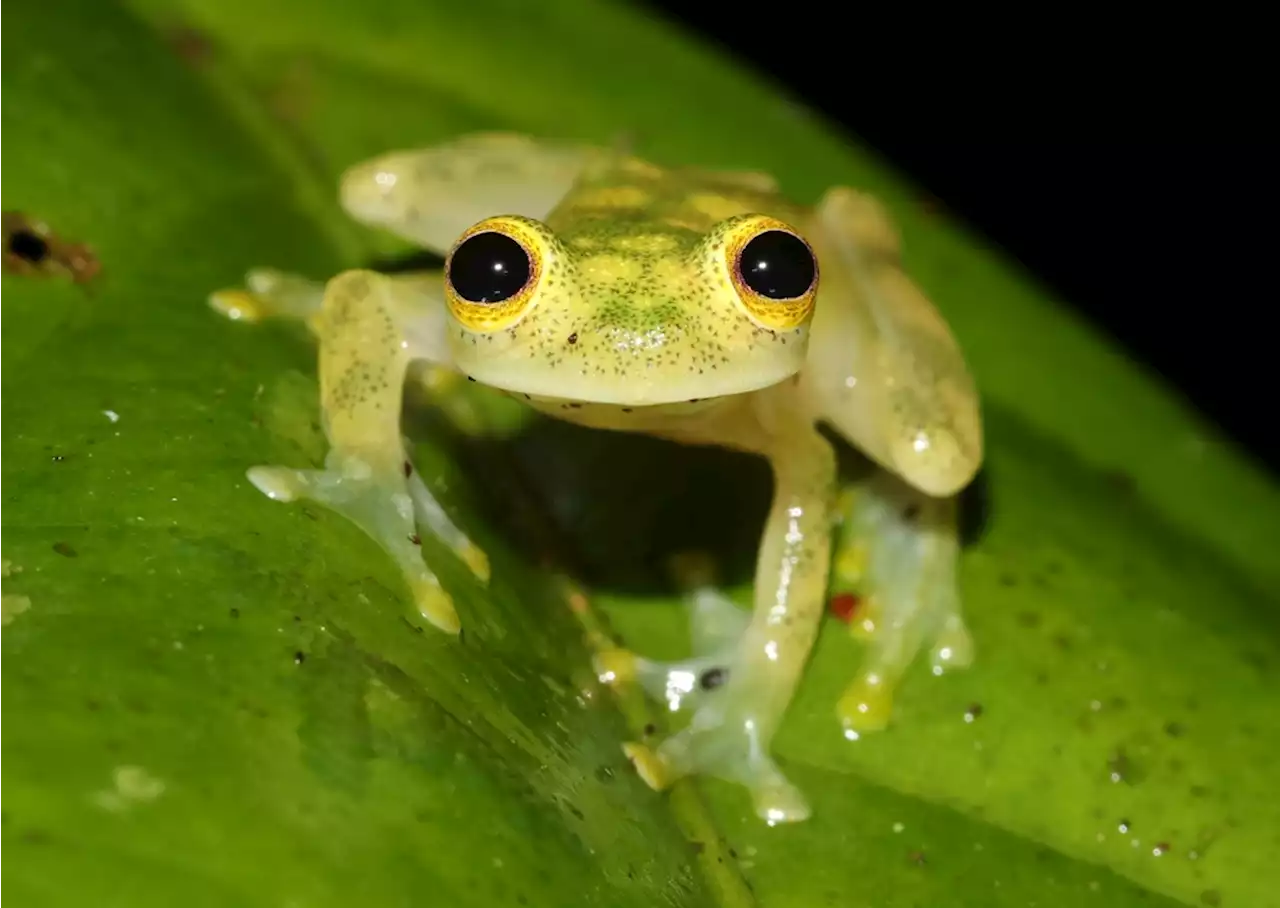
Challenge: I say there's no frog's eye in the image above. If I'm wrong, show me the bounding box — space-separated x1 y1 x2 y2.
726 218 818 331
445 217 543 332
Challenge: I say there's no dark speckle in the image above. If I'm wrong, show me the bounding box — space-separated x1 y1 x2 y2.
1200 890 1222 907
1015 610 1041 628
1164 721 1186 738
467 375 476 382
690 841 705 854
643 723 656 736
403 460 413 477
229 607 240 619
902 504 920 521
294 651 306 665
409 534 422 546
52 542 77 558
567 332 579 345
699 667 727 690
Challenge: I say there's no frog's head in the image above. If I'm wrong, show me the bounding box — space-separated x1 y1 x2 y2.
440 212 819 406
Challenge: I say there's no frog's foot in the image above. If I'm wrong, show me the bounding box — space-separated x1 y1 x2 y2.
831 475 973 737
623 711 810 824
208 268 326 327
599 552 809 823
594 551 748 711
247 447 488 634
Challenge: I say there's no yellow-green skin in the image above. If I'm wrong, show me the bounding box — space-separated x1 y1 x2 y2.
211 133 983 824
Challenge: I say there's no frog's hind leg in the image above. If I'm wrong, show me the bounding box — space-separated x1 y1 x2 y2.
830 471 973 737
238 269 488 634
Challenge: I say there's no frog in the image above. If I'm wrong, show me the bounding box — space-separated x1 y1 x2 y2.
210 132 983 824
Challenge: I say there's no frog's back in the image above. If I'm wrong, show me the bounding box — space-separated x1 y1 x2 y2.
546 155 804 247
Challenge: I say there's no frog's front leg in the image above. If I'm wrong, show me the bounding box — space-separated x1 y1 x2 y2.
830 472 973 735
228 268 488 634
601 394 837 824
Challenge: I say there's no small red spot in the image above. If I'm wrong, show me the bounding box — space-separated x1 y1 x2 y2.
829 592 861 623
409 534 421 546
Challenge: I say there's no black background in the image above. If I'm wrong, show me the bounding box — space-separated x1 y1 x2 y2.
636 4 1277 473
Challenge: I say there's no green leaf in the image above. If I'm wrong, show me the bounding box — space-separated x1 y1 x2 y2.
3 2 1276 908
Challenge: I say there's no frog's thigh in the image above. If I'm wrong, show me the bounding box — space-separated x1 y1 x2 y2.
246 269 487 635
829 471 973 735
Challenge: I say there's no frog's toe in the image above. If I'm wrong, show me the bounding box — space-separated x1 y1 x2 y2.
246 455 463 634
631 716 811 824
836 668 896 736
209 268 326 325
404 469 489 585
208 288 269 323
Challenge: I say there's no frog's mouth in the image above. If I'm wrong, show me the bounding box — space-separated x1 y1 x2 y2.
454 355 805 408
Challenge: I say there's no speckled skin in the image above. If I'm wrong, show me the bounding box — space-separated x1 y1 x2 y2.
210 133 983 824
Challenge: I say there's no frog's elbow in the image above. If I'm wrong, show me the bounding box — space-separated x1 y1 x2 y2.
889 425 982 498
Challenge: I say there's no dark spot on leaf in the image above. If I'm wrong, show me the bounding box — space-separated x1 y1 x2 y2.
1015 609 1040 627
690 840 705 854
567 332 578 344
409 534 421 546
728 847 738 859
965 703 984 721
294 651 306 665
3 211 100 284
403 461 413 477
52 542 77 558
999 572 1019 587
1200 890 1222 906
643 723 656 736
1164 721 1186 738
229 607 240 618
901 503 920 521
8 226 48 264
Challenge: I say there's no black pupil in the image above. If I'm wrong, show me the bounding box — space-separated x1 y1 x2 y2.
8 229 49 264
448 231 531 303
738 230 815 299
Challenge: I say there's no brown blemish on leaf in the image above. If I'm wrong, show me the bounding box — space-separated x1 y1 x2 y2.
3 211 101 285
162 25 215 66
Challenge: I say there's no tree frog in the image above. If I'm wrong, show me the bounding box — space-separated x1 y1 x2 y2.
211 133 983 824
